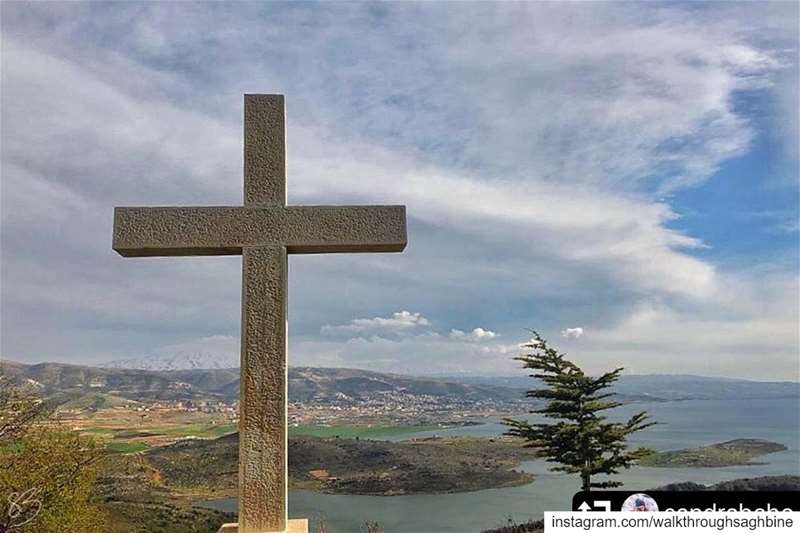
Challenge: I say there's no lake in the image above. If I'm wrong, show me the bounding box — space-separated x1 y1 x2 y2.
200 398 800 532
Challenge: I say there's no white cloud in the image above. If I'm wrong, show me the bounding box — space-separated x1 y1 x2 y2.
0 3 796 379
321 311 430 336
449 328 498 342
561 327 584 339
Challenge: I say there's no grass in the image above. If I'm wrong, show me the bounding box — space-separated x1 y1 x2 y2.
59 392 135 411
78 422 237 456
156 423 237 439
288 424 441 439
82 423 237 440
106 441 150 453
113 430 159 439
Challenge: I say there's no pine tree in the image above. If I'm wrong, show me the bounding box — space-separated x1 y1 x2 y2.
504 331 656 491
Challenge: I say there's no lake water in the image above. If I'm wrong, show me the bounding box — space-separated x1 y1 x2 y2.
200 398 800 533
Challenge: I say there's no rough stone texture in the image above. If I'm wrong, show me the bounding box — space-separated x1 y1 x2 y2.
113 205 407 256
218 519 309 533
239 246 287 531
244 94 286 207
112 94 407 533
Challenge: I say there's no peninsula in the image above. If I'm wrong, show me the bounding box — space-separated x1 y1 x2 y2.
640 439 787 467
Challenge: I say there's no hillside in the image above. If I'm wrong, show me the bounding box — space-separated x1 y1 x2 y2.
0 360 240 401
443 374 800 401
141 432 538 496
0 361 523 404
3 360 797 406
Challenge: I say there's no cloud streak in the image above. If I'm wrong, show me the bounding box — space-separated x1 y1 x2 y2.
1 2 797 379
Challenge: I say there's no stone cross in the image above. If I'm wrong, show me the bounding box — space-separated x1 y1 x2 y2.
112 94 407 533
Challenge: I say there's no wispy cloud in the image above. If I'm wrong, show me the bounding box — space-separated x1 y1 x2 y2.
1 2 796 378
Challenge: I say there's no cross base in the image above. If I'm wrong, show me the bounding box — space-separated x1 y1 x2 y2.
218 519 309 533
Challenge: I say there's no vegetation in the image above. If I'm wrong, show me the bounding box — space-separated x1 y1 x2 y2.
640 439 787 468
105 441 151 454
0 378 109 532
91 448 235 532
504 332 655 491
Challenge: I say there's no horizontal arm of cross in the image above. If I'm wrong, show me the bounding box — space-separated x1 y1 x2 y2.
113 205 406 257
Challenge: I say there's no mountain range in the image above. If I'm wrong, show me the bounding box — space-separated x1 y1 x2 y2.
2 359 797 404
0 361 521 403
444 373 800 401
101 352 240 371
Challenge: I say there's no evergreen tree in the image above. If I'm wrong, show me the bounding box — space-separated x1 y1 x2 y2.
504 332 656 491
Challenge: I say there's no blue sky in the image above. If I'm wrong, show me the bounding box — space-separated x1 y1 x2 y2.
1 2 798 379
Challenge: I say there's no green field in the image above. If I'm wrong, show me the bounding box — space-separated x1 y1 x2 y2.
288 424 441 439
106 441 150 453
60 392 139 411
83 423 236 439
154 423 238 439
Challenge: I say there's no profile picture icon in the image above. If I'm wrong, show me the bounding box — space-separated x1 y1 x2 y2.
621 493 658 512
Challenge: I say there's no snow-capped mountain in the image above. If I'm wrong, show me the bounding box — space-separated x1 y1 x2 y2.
101 352 239 371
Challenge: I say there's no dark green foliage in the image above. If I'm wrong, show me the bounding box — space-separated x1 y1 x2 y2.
504 332 656 491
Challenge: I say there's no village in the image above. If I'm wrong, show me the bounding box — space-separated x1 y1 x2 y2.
52 384 530 446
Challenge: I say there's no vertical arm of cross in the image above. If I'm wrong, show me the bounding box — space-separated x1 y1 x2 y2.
239 245 288 532
244 94 287 207
240 94 289 532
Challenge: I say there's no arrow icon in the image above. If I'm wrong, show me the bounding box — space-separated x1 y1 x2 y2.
578 502 592 512
594 500 611 511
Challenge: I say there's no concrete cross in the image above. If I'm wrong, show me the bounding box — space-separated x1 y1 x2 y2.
112 94 407 533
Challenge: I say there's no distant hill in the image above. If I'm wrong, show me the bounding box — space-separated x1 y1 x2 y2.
447 374 800 401
2 360 797 404
98 353 800 402
0 360 240 401
0 361 521 404
287 366 520 403
101 352 240 371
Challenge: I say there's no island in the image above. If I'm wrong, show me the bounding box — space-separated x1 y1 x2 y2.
639 439 787 467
